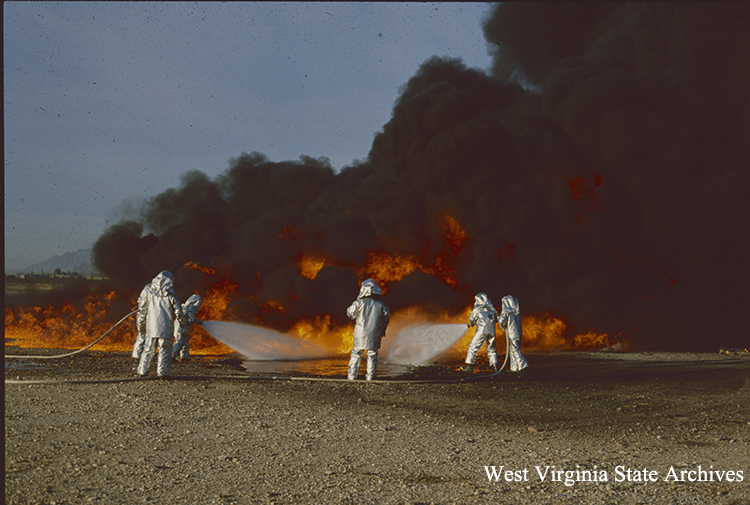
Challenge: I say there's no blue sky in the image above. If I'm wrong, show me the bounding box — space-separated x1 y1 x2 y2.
4 1 493 272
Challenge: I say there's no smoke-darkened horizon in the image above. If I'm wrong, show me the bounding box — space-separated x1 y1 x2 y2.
92 3 750 351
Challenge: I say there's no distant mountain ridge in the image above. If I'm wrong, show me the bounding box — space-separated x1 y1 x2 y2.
18 248 100 276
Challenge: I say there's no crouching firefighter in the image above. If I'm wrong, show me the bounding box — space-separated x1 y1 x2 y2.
136 270 184 378
346 279 391 381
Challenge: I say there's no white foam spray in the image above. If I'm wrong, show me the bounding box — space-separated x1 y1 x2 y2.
384 323 468 365
203 321 333 361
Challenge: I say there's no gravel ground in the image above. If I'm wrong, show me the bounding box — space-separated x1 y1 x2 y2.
5 349 750 505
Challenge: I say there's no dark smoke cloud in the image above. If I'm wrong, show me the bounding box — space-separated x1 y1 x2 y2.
93 3 750 350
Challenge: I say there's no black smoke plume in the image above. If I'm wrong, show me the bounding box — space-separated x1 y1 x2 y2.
93 3 750 351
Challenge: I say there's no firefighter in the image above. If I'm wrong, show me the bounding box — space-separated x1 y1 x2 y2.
136 271 184 377
462 293 500 373
131 283 149 360
499 295 528 372
173 294 203 361
346 279 391 381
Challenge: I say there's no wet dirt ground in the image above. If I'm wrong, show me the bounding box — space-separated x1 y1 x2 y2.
5 349 750 504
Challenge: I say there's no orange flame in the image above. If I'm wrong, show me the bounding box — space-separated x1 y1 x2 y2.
5 291 136 352
181 326 235 355
281 304 620 360
358 250 459 291
4 262 245 355
442 213 469 254
379 308 621 360
183 261 217 276
183 261 242 322
431 213 467 287
298 254 327 280
288 314 352 354
297 213 467 289
360 251 423 287
259 300 285 315
4 288 236 356
6 257 623 358
199 279 239 322
181 261 243 354
5 293 621 357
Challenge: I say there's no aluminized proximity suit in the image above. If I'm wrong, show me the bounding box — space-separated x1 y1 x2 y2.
173 294 203 360
465 293 500 368
346 279 391 381
499 295 528 372
131 284 149 359
136 271 184 377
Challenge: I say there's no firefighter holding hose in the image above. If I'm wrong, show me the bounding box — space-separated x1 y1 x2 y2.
462 292 501 373
172 294 204 361
136 270 184 378
346 278 391 381
499 295 528 372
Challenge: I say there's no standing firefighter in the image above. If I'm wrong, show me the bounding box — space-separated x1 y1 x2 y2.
173 294 204 361
462 293 500 373
346 279 391 381
136 271 184 378
499 295 528 372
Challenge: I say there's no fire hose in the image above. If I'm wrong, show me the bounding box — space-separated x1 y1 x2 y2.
5 309 140 360
5 311 512 385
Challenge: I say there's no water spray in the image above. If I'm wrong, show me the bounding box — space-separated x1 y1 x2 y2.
384 322 509 374
5 311 513 385
384 323 469 365
203 321 332 360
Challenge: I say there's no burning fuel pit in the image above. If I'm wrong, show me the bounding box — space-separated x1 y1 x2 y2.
5 272 626 382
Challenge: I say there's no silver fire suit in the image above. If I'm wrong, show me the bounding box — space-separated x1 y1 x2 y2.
173 294 203 360
499 295 528 372
346 279 391 380
465 293 500 367
136 271 184 377
131 284 149 359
